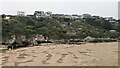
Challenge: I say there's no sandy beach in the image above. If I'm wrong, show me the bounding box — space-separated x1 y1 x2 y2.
0 42 118 66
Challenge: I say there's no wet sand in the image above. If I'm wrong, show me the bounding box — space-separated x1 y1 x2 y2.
0 42 118 66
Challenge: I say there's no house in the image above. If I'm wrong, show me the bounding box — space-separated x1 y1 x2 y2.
55 14 65 17
110 30 116 33
105 17 113 21
81 14 92 19
71 14 80 19
17 11 25 16
58 14 65 17
92 16 100 19
34 11 45 18
105 17 116 22
64 15 72 19
51 14 57 17
3 15 16 20
27 15 34 17
45 11 52 17
84 36 95 42
4 16 10 20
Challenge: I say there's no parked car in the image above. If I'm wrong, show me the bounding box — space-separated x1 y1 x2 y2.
36 40 53 44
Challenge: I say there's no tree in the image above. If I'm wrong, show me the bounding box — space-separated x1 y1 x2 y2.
101 20 112 30
26 19 35 26
1 14 6 18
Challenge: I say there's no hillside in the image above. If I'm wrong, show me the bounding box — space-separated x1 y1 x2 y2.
2 15 119 41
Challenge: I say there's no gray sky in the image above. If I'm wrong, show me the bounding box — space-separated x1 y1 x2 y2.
0 0 119 19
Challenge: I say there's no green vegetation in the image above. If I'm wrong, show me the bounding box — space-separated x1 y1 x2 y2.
2 15 119 41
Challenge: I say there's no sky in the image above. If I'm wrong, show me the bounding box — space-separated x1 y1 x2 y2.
0 0 119 19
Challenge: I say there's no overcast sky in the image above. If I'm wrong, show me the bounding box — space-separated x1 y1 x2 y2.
0 0 119 19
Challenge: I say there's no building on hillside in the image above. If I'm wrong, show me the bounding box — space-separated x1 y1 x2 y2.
81 14 92 19
3 16 10 20
71 14 80 19
52 14 66 18
34 11 45 18
58 14 65 17
2 15 15 20
27 15 34 17
17 11 25 16
109 30 116 33
51 14 57 17
64 15 72 19
105 17 116 22
105 17 113 21
92 16 100 19
45 11 52 17
83 36 95 42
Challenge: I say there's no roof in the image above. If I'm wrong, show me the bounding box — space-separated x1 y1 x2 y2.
84 36 95 40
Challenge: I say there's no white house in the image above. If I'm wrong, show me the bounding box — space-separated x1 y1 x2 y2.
71 14 80 19
17 11 25 16
110 30 116 33
45 11 52 17
84 36 95 41
4 16 10 20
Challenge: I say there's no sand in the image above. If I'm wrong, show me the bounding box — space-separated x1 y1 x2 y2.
0 42 118 66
